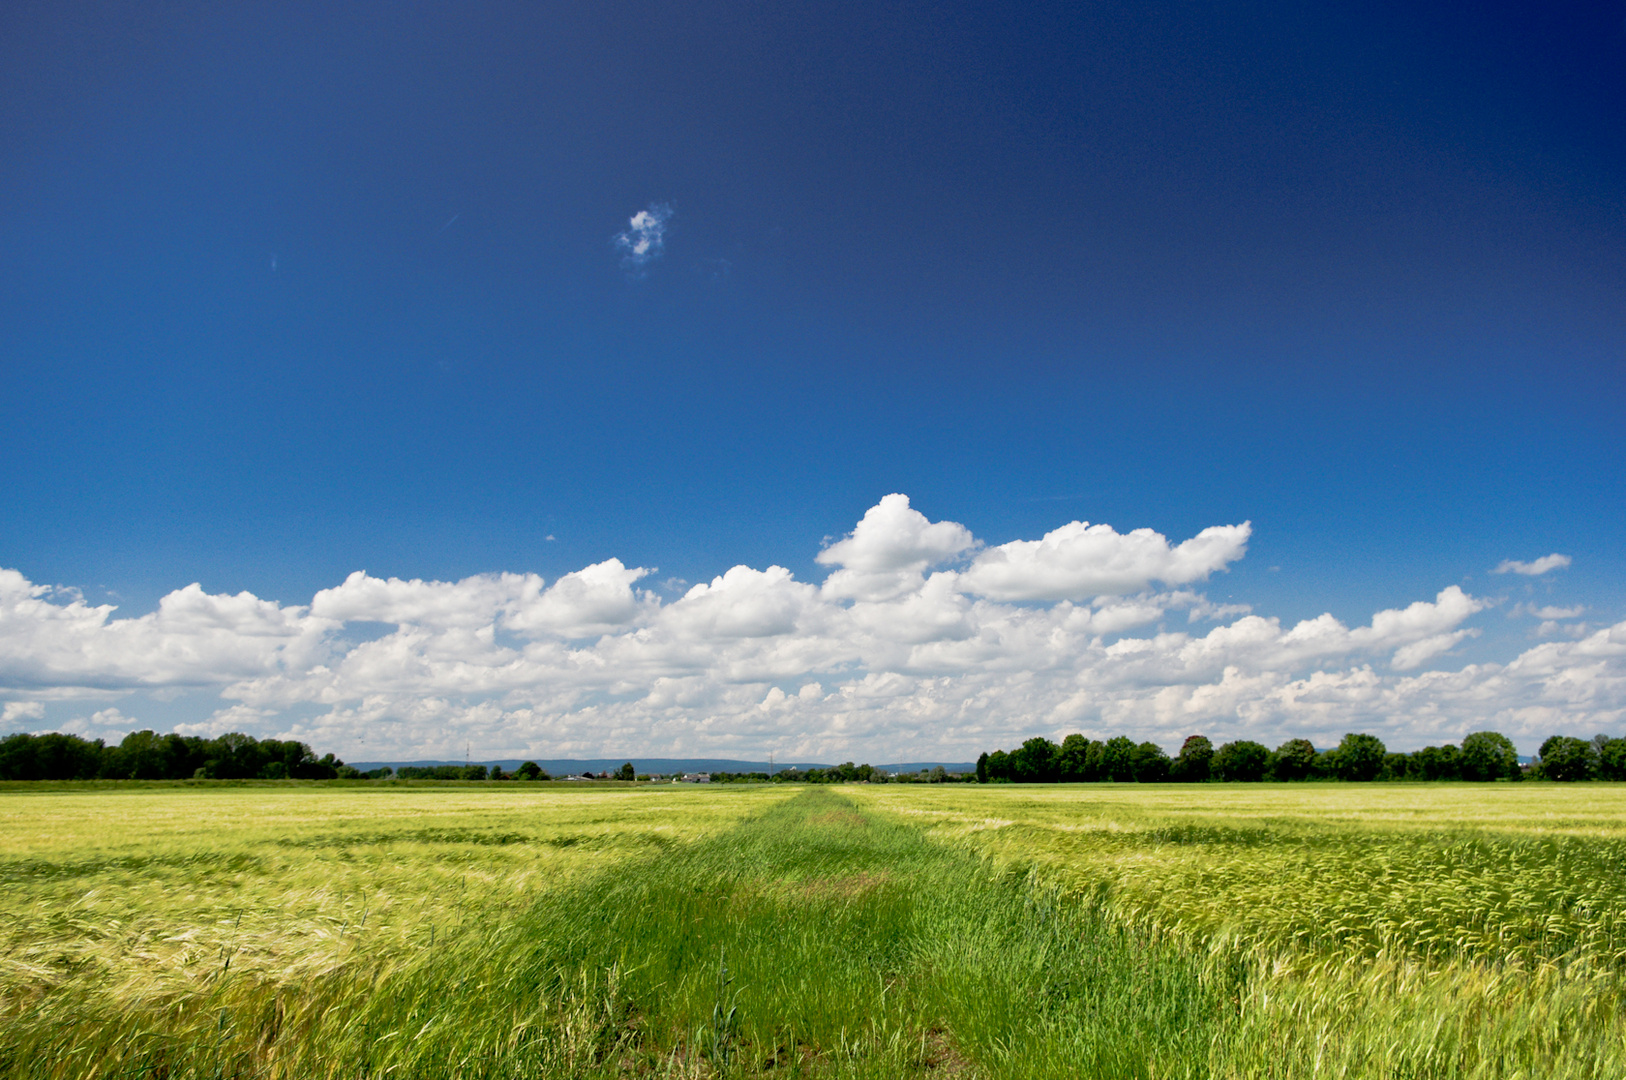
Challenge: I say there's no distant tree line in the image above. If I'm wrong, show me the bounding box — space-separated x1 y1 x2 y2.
358 763 612 781
0 736 982 784
758 763 970 784
767 763 880 784
392 764 498 781
12 726 1616 785
0 729 353 781
975 732 1626 783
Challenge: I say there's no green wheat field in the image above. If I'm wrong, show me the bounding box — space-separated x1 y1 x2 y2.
2 782 1623 1078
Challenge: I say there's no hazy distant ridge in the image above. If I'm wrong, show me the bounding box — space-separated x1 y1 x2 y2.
346 758 977 775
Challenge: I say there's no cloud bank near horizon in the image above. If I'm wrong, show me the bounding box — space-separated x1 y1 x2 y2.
1 496 1620 760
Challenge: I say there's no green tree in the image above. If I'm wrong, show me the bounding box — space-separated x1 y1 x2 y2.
1012 737 1061 783
1131 741 1170 782
1379 752 1412 780
162 733 204 778
975 752 989 783
617 761 636 781
1330 733 1387 781
204 732 261 780
308 752 345 779
1082 739 1107 781
1057 734 1090 781
1213 740 1269 782
1265 738 1317 781
0 732 106 781
1102 736 1137 782
1460 732 1519 781
108 730 177 779
515 761 543 781
986 749 1012 781
1598 737 1626 781
1171 735 1214 782
1412 744 1462 781
1538 736 1597 781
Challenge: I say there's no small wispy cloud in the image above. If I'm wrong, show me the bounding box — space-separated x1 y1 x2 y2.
1186 599 1253 623
614 202 673 276
1511 602 1585 620
1492 553 1571 576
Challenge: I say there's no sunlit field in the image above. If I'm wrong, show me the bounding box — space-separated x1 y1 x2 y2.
0 784 786 1055
2 781 1623 1078
855 783 1626 1078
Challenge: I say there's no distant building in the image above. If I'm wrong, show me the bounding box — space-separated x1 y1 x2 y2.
680 772 712 783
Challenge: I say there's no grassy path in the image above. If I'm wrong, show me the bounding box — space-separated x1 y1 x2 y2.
4 787 1230 1078
492 786 1228 1078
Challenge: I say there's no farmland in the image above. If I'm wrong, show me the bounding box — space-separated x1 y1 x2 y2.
2 782 1623 1078
856 783 1626 1077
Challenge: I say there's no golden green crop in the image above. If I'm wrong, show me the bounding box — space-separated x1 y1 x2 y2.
0 783 786 1007
853 782 1626 1078
852 783 1626 965
3 780 1623 1078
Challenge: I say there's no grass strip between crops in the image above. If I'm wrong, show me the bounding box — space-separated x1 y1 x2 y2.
1 788 1232 1079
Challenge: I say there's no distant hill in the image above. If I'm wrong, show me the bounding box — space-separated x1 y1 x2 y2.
345 758 977 775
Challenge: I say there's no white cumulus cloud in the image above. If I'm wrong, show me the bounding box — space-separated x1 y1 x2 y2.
665 566 822 641
0 498 1620 760
312 570 537 630
506 560 655 638
957 520 1249 601
0 568 330 692
818 493 976 602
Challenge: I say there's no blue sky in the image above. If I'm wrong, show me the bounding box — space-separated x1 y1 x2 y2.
1 1 1622 760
